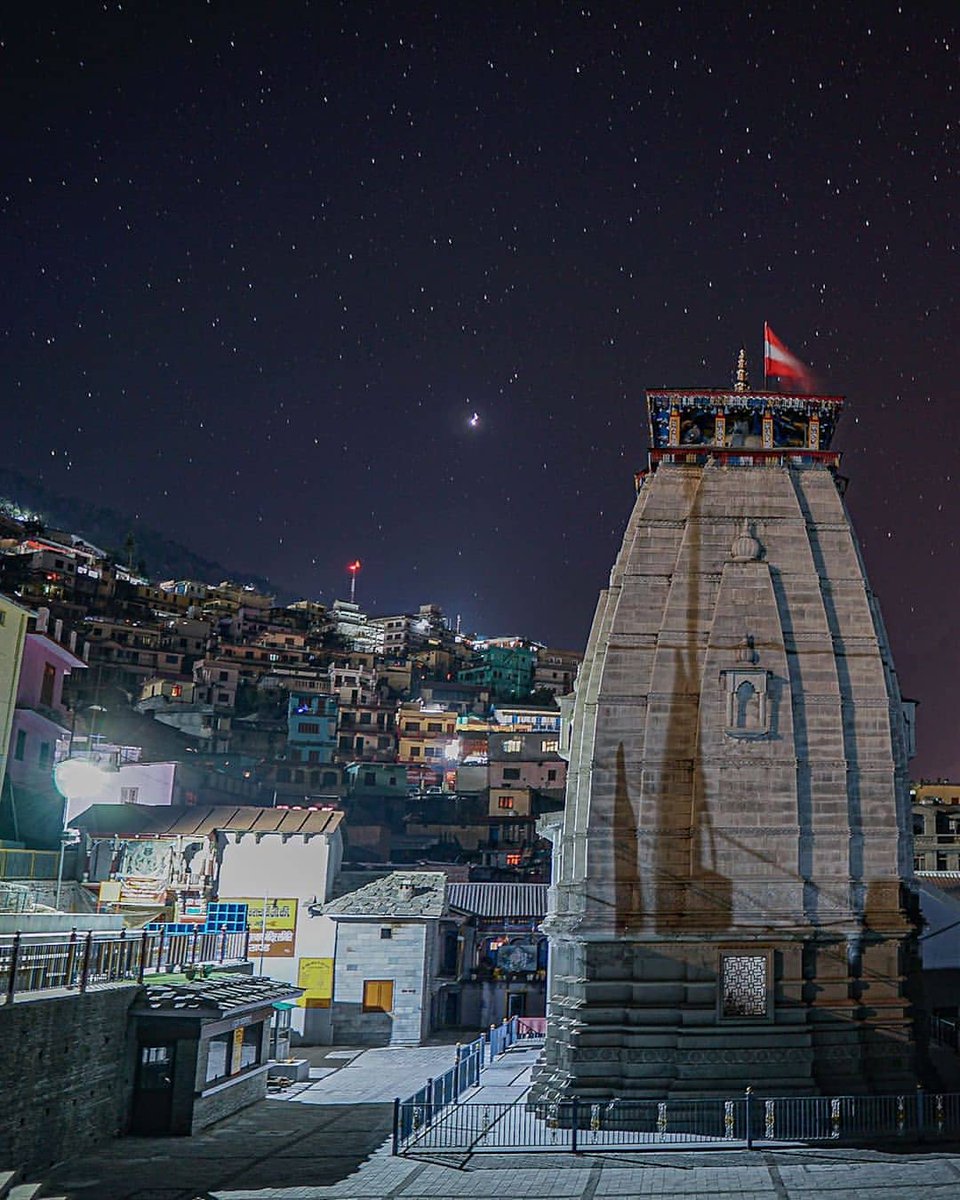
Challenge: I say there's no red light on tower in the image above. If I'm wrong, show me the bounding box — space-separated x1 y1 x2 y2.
347 558 362 603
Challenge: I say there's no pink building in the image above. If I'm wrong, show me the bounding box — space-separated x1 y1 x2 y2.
7 610 87 832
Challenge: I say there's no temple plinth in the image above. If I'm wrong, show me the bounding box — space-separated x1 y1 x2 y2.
533 382 917 1100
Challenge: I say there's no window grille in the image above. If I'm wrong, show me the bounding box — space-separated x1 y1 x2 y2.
720 954 767 1018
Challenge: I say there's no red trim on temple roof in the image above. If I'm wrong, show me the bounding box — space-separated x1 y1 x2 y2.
646 389 844 404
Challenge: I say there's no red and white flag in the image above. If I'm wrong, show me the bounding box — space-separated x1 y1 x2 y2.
764 323 814 392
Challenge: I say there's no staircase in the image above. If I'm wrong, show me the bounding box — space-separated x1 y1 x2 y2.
0 1169 68 1199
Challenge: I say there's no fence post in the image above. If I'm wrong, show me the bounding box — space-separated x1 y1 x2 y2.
744 1087 754 1149
427 1077 434 1124
138 931 147 982
191 925 200 964
156 927 165 973
67 928 78 987
392 1097 400 1155
6 933 21 1004
79 931 94 993
571 1096 579 1154
220 927 228 962
917 1085 926 1142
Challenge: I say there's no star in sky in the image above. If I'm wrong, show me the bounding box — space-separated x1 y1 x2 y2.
3 3 960 774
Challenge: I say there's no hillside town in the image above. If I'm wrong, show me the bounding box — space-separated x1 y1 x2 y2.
0 509 581 1074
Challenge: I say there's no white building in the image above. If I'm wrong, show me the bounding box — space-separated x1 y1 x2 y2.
217 809 344 1042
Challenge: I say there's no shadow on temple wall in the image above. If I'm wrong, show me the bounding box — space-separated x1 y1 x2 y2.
655 473 731 934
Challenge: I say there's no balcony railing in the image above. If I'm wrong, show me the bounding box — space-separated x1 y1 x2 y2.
1 927 249 1004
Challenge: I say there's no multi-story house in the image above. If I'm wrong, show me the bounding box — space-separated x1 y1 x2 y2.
336 700 397 763
532 646 582 697
491 703 561 732
5 607 87 844
458 643 536 702
160 616 212 660
914 795 960 872
276 691 341 797
192 656 240 711
83 617 185 694
397 701 458 787
488 730 566 792
328 662 377 706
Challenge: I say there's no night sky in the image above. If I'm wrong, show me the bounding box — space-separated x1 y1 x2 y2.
4 5 958 776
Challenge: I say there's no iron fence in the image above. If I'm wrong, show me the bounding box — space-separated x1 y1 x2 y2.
488 1014 545 1058
1 927 249 1003
394 1035 485 1151
394 1088 960 1155
393 1016 547 1152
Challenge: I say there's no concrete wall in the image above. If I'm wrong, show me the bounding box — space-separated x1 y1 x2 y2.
65 761 178 824
217 829 341 1040
0 984 138 1173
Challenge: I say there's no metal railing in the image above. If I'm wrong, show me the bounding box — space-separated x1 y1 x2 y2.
393 1036 485 1152
394 1087 960 1155
1 927 250 1003
393 1015 546 1152
488 1014 544 1057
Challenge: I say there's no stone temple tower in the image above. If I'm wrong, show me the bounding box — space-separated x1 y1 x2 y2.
533 370 917 1100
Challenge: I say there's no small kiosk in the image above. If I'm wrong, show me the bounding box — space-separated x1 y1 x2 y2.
130 973 302 1135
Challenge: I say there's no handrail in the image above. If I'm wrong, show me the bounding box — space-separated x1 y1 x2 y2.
0 927 248 1003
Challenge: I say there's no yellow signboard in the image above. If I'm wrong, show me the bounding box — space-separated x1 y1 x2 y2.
296 957 334 1007
230 1027 245 1075
222 897 298 958
98 880 122 904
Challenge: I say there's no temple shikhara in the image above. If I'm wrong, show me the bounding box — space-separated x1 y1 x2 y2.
534 354 918 1099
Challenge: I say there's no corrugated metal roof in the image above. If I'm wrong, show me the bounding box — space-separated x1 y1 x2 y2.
74 803 343 838
446 882 548 918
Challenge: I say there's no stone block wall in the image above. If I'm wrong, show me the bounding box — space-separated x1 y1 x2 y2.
331 920 430 1044
0 985 138 1173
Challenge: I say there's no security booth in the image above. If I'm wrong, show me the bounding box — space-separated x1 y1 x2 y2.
130 973 302 1135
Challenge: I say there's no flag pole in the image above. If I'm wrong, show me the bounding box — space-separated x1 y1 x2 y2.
763 322 768 391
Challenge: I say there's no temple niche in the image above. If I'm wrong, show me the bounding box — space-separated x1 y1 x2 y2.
533 369 918 1101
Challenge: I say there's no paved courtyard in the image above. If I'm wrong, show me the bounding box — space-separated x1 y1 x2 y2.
41 1042 960 1200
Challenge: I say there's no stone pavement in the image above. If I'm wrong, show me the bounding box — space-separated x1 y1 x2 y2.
275 1044 459 1106
40 1042 960 1200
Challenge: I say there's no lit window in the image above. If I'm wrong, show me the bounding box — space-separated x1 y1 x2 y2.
503 739 522 754
498 796 515 809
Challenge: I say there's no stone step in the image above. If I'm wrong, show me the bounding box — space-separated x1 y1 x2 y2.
0 1173 15 1200
8 1185 44 1200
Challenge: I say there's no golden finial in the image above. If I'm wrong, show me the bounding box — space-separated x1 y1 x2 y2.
733 348 749 392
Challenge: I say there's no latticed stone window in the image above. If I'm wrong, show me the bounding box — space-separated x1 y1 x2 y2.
720 953 768 1018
